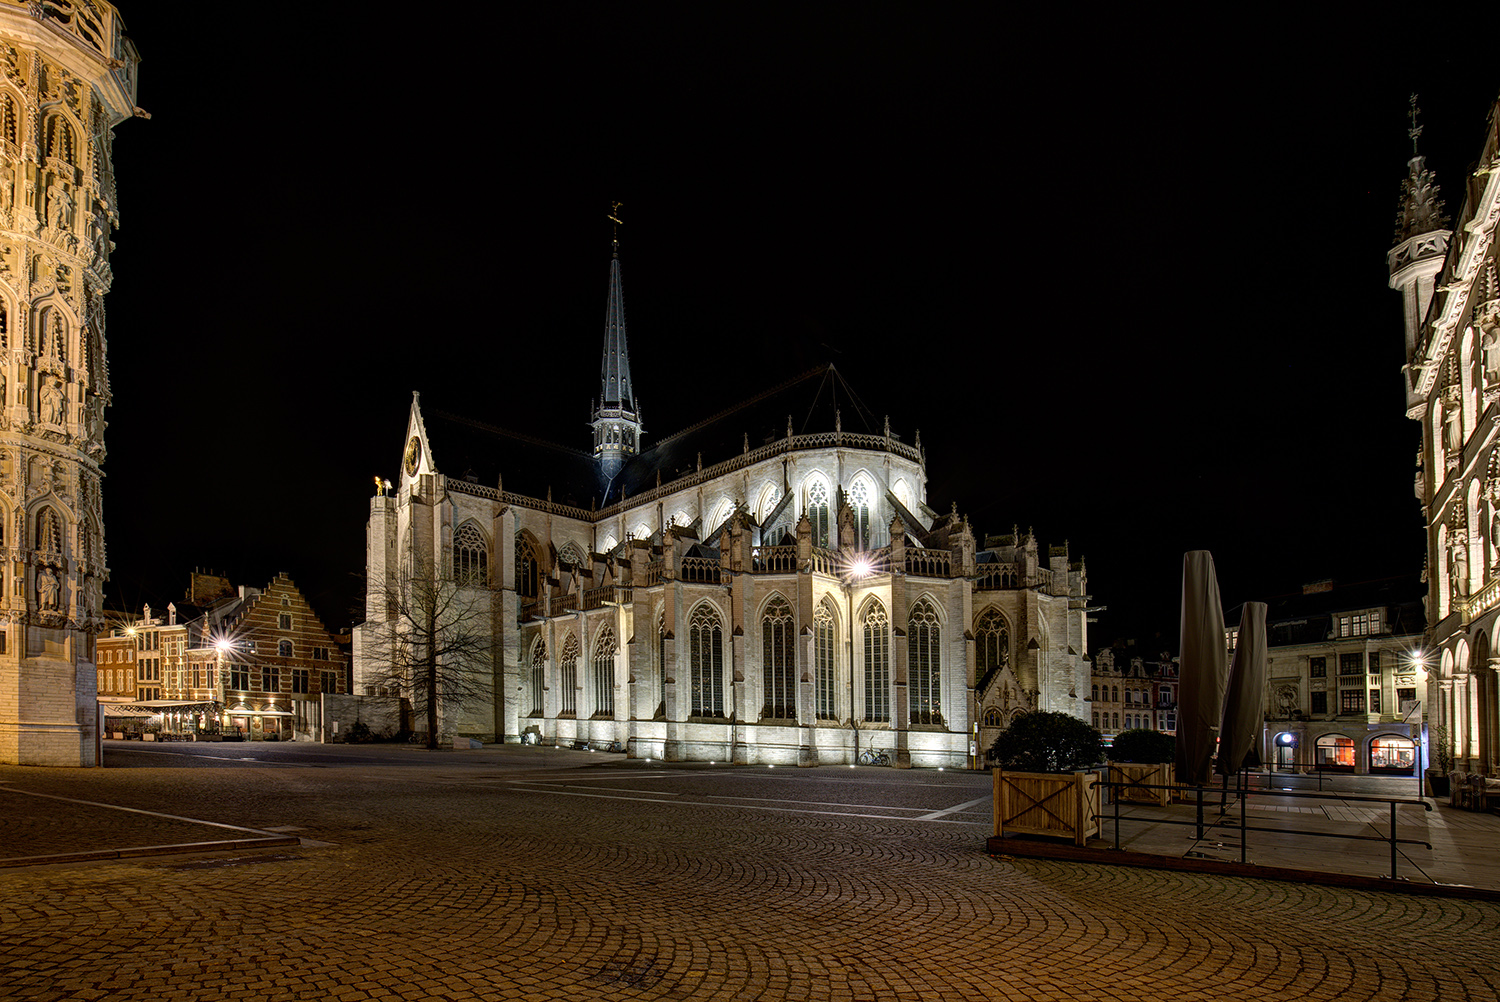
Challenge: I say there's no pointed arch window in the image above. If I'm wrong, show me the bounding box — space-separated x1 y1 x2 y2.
761 596 796 719
975 608 1010 687
815 600 837 719
592 627 616 718
689 604 724 718
528 638 545 716
849 479 872 549
515 534 539 600
45 115 75 164
863 601 890 723
908 600 942 725
559 634 579 716
656 612 667 718
807 479 830 548
558 541 585 568
454 522 488 586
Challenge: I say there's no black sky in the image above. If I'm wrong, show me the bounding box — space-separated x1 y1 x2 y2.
96 9 1500 647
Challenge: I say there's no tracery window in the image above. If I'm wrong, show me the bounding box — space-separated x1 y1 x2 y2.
558 541 584 568
863 601 890 723
807 479 830 548
559 633 579 716
908 600 942 725
528 638 545 716
656 612 666 717
454 522 488 586
515 534 539 600
815 600 837 719
761 596 796 719
974 608 1009 686
592 626 616 717
849 479 871 549
689 604 724 718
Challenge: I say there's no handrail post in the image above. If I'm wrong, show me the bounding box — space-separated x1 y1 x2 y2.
1240 769 1248 864
1390 800 1398 880
1113 775 1121 850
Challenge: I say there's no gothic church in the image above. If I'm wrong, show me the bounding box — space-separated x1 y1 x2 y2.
353 237 1091 767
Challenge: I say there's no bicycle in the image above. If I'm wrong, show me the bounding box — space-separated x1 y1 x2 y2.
857 748 891 767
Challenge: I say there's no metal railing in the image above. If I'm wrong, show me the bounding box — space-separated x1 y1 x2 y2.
1097 777 1433 881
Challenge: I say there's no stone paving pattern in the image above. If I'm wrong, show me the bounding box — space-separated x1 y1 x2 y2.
1 743 1498 1001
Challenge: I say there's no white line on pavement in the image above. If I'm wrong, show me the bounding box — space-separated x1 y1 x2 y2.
914 795 992 821
506 786 989 824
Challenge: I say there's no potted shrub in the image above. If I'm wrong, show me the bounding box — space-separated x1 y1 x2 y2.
1107 728 1176 807
1427 725 1453 799
988 711 1103 846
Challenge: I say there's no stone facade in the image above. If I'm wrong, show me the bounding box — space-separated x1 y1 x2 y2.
95 574 350 741
1090 647 1177 740
0 3 139 766
354 244 1092 768
1229 580 1426 775
1394 94 1500 777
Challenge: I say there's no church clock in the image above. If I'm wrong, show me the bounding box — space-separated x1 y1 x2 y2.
404 436 422 476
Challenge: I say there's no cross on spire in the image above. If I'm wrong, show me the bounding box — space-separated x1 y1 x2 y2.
608 200 623 255
1408 93 1424 156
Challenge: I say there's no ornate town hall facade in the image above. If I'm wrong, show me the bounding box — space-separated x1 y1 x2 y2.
0 4 138 766
1394 94 1500 780
354 239 1090 768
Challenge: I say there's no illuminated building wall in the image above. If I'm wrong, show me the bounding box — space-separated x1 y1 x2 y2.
0 3 139 766
1394 94 1500 779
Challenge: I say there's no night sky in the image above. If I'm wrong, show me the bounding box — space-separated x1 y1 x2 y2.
96 10 1500 648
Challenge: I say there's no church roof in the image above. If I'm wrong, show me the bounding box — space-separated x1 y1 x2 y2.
421 363 908 512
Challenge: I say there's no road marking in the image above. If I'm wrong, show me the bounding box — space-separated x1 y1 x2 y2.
707 794 929 811
509 781 679 796
914 795 991 821
506 786 988 824
0 787 283 836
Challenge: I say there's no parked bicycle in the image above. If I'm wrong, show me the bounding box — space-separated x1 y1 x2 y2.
857 748 891 767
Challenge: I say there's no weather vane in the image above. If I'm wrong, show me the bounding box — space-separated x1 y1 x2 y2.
1408 93 1424 156
608 201 623 250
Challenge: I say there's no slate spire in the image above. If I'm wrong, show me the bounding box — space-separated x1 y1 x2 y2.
590 204 643 485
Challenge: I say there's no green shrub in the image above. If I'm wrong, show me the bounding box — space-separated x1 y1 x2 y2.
988 711 1102 773
1108 728 1175 763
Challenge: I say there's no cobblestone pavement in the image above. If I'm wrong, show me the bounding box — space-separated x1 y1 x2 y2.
2 743 1499 1001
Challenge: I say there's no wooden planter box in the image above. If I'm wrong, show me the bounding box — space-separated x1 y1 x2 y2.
993 769 1101 846
1108 762 1175 807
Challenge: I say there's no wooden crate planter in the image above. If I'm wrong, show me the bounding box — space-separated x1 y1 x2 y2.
1108 762 1175 808
993 769 1101 846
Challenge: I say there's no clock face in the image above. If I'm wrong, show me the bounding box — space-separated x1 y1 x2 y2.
403 436 422 476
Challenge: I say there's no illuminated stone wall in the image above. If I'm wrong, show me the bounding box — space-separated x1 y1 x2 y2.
0 2 138 766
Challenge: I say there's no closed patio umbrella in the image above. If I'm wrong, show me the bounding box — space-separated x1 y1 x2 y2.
1175 550 1227 786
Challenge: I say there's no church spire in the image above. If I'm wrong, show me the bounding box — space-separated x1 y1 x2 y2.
1395 94 1449 243
591 202 643 485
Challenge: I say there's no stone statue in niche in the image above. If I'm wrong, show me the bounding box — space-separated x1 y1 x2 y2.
45 313 63 361
1445 398 1464 453
46 179 73 232
0 158 12 215
1453 533 1471 599
40 378 62 425
36 566 58 611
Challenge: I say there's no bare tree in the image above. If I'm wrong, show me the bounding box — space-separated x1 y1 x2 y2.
362 558 495 749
